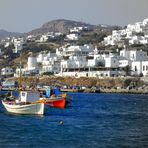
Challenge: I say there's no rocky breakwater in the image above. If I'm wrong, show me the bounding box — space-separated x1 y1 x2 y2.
100 86 148 94
8 76 148 94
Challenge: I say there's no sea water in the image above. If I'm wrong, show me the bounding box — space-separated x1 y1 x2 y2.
0 92 148 148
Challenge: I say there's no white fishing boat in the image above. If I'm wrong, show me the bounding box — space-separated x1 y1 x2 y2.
2 91 45 115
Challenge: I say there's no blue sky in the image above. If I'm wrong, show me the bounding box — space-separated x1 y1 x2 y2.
0 0 148 33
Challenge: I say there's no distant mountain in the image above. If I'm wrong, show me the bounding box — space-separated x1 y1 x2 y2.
28 19 94 35
28 19 121 35
0 29 22 39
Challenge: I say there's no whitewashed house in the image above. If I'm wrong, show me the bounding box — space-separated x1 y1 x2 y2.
128 36 148 45
4 42 10 48
41 61 60 74
59 49 120 77
12 38 24 53
120 49 148 61
118 57 130 68
103 18 148 46
66 34 79 40
69 26 88 33
70 28 80 33
131 61 148 76
104 56 119 68
40 35 49 42
36 53 45 63
1 67 13 76
62 44 94 56
61 56 87 69
15 56 39 77
14 42 23 53
135 22 143 33
37 52 61 74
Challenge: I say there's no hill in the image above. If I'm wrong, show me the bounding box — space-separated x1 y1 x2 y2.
28 19 121 35
0 29 22 39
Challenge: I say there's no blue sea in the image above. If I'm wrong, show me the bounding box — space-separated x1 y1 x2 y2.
0 92 148 148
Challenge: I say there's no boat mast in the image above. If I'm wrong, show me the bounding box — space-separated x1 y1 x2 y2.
19 52 22 88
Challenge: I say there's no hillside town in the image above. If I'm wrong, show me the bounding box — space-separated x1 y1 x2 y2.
1 18 148 81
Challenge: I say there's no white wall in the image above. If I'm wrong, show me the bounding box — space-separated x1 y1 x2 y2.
105 57 119 68
1 67 13 76
119 59 130 67
142 61 148 76
131 61 142 75
28 57 37 70
58 70 119 77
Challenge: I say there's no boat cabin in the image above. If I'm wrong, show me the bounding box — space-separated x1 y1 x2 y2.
20 91 40 103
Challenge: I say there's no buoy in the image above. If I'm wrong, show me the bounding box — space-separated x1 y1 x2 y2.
59 120 64 125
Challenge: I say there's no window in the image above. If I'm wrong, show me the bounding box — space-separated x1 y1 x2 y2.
143 66 145 71
22 93 26 97
135 66 137 71
147 66 148 71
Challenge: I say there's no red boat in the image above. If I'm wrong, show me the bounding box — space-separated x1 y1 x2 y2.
45 97 66 109
40 88 71 109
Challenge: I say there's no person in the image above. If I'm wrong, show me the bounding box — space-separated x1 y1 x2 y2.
6 91 15 101
7 91 13 97
40 91 44 98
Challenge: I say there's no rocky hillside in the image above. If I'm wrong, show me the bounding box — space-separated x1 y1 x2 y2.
28 19 121 35
0 29 22 39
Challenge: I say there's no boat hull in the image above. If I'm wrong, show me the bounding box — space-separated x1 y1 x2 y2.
45 98 66 109
2 101 44 115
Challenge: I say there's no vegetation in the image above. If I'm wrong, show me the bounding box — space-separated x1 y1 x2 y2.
22 42 57 54
123 65 131 76
41 71 54 76
47 34 66 43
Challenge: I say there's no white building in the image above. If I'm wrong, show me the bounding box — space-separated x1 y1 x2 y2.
40 35 49 42
36 53 45 63
36 51 61 74
70 26 89 33
4 42 10 48
14 42 23 53
15 56 39 77
58 68 119 78
66 34 79 40
103 18 148 46
120 49 148 61
104 56 119 68
118 57 130 68
61 55 87 69
1 67 13 76
62 44 94 56
41 61 60 74
12 38 24 53
131 61 148 76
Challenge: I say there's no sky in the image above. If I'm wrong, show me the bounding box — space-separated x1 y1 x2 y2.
0 0 148 33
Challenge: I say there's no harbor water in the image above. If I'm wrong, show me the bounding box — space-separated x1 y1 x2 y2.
0 92 148 147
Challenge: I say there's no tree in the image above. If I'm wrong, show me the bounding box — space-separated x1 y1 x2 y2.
139 73 143 77
123 65 131 76
96 61 105 67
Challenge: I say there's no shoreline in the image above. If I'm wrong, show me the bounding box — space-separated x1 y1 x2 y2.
2 76 148 94
61 87 148 94
1 87 148 95
99 88 148 94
